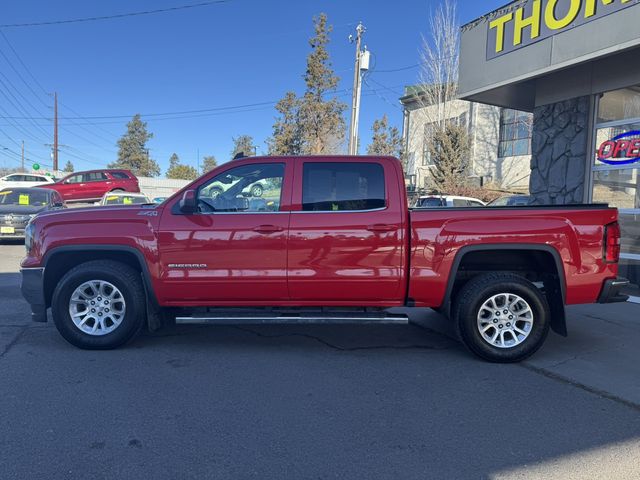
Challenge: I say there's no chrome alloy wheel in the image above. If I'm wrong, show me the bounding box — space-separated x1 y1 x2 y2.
69 280 126 336
476 293 534 349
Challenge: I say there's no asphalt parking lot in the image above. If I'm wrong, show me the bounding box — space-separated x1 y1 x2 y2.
1 242 640 479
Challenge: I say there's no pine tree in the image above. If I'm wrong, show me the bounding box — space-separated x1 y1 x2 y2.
109 114 160 177
428 123 470 193
298 13 347 154
367 114 404 158
166 153 198 180
231 135 257 158
269 13 346 156
201 155 217 173
268 92 303 155
63 160 74 172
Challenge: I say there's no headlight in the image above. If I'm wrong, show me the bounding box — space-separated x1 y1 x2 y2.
24 222 35 254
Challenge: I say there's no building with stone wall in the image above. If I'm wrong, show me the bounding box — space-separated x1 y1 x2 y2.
458 0 640 297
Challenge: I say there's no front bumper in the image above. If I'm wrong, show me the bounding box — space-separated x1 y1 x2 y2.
0 228 27 239
20 267 47 322
597 278 630 304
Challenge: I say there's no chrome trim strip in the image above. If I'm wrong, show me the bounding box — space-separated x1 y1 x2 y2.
291 206 388 214
176 315 409 324
197 211 289 215
620 253 640 261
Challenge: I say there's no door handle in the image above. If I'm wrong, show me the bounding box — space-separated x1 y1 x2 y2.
367 224 396 232
253 224 284 234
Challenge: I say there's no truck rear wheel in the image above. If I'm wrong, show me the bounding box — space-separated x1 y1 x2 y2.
453 272 550 363
51 260 145 349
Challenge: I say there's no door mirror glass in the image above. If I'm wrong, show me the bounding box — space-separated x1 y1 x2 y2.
179 189 197 214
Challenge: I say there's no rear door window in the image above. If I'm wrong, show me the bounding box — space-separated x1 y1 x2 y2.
453 199 470 207
302 162 385 211
86 172 108 182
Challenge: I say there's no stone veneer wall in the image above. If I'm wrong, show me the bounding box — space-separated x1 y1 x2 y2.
529 96 590 205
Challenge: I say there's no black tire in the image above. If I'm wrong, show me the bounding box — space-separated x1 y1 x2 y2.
250 184 263 197
51 260 146 349
209 187 223 198
453 272 550 363
110 188 124 192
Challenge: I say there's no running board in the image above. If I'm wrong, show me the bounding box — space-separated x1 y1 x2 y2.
175 313 409 325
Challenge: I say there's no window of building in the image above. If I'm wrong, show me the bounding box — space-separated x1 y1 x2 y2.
302 162 385 211
422 123 434 166
592 87 640 296
498 109 532 157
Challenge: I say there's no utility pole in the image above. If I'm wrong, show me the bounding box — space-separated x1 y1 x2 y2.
53 92 58 172
348 23 368 156
21 140 24 171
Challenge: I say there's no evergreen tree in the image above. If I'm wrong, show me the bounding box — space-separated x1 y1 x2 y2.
109 114 160 177
201 155 218 173
231 135 257 158
166 153 198 180
63 160 74 173
268 92 303 155
298 13 346 154
367 114 404 158
428 123 471 193
269 14 346 155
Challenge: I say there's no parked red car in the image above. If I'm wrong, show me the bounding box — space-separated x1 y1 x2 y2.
40 169 140 202
21 156 627 362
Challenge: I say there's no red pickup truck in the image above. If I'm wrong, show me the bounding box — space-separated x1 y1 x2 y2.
20 156 628 362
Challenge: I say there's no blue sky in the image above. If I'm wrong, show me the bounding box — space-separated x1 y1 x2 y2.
0 0 505 174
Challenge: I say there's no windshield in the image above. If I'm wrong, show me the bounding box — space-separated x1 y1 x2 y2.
0 190 49 207
103 195 148 205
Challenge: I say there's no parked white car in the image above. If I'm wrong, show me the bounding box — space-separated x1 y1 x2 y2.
0 173 55 190
201 176 269 198
413 195 486 208
99 192 151 206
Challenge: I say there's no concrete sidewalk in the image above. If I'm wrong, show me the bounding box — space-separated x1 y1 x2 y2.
410 301 640 408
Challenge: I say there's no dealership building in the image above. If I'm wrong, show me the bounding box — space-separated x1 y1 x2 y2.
459 0 640 295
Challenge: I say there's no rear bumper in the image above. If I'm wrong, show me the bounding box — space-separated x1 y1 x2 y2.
597 278 630 304
20 267 47 322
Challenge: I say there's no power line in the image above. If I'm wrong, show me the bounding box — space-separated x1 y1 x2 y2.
58 100 120 143
0 30 49 97
0 0 232 28
371 63 420 73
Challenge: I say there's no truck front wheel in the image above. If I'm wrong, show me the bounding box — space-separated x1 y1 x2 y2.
453 272 550 363
51 260 145 349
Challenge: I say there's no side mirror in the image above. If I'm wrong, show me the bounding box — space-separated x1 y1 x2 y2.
54 202 64 208
179 189 197 214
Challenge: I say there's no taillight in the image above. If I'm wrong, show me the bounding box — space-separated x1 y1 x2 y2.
604 221 621 263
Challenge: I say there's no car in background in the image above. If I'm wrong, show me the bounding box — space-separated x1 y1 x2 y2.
99 192 151 206
40 169 140 203
487 195 531 207
152 196 168 204
0 173 55 190
201 174 269 198
413 195 486 208
0 187 65 239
